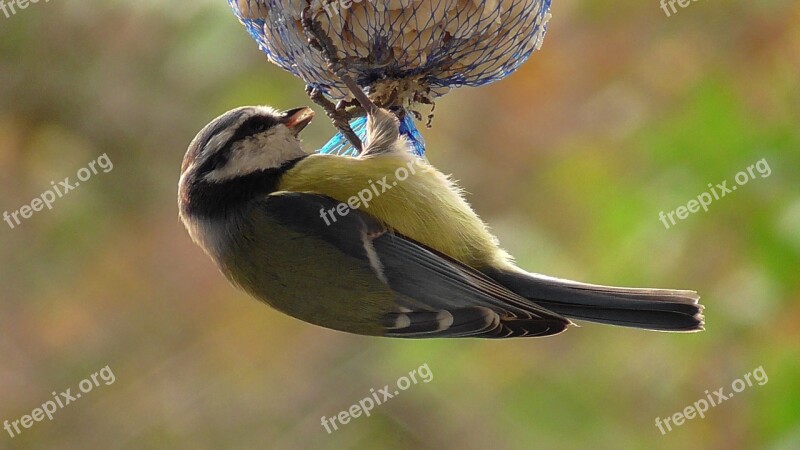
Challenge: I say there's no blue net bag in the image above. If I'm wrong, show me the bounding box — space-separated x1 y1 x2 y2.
229 0 552 155
318 113 427 157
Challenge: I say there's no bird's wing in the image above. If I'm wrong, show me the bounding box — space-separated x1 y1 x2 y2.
259 192 570 338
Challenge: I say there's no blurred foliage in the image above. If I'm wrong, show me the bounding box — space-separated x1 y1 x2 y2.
0 0 798 449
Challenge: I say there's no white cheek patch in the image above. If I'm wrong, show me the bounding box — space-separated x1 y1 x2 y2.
205 126 306 182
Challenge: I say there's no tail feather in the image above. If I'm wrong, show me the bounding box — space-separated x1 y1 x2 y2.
486 270 705 332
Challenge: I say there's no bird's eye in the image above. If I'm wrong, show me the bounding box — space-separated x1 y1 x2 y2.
232 115 277 142
245 116 280 136
249 122 268 134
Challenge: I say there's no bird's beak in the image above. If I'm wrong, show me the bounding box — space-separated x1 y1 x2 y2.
282 107 315 135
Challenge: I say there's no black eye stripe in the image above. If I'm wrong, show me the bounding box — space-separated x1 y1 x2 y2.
230 115 280 143
195 113 281 176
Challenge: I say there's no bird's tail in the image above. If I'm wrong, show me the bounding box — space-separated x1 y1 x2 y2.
486 269 704 332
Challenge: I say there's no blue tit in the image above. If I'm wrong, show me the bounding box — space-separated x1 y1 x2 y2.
178 105 704 338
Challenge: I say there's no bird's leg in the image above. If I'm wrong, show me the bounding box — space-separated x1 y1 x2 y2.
336 99 366 120
301 3 370 153
305 85 364 153
301 4 377 115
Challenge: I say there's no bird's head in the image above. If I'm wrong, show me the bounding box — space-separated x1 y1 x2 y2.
180 105 315 184
178 105 314 218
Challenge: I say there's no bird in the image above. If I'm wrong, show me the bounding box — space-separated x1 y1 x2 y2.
178 103 704 338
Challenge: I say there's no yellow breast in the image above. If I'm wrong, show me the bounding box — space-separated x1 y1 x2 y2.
279 153 511 269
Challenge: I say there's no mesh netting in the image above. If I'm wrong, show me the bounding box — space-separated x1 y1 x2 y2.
230 0 552 102
229 0 552 156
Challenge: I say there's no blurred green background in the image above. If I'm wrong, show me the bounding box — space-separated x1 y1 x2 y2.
1 0 798 449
